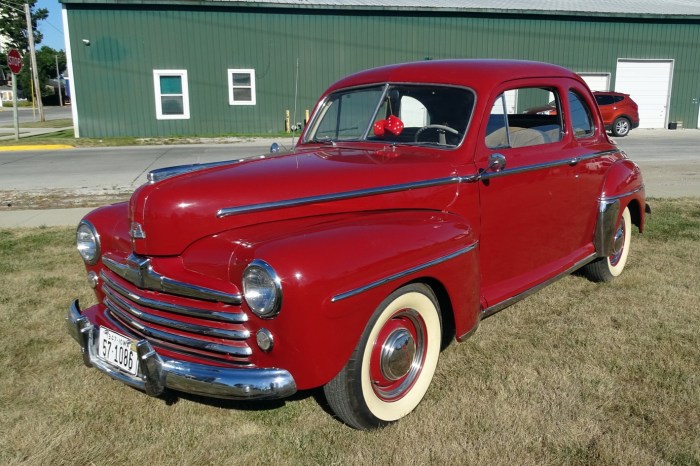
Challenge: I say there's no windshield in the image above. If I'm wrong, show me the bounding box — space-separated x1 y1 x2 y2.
305 84 475 148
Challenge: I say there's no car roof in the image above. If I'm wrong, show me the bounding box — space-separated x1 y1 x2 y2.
326 59 580 94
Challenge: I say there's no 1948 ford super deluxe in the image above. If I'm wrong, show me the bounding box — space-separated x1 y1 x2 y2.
67 60 647 429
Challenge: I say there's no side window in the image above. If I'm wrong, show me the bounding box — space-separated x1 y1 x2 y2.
228 69 256 105
485 87 563 149
153 70 190 120
568 91 594 138
595 94 614 106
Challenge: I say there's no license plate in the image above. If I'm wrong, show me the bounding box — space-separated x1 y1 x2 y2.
97 327 139 376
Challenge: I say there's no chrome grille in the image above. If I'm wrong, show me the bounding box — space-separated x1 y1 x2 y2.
99 268 252 364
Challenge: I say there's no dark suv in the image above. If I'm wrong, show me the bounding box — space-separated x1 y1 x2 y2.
593 91 640 137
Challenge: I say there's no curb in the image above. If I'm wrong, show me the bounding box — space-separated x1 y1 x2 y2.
0 144 75 152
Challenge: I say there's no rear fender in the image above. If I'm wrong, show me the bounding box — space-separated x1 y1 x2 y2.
228 210 480 389
594 158 646 256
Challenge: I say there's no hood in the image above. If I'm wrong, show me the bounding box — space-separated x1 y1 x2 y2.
129 145 461 256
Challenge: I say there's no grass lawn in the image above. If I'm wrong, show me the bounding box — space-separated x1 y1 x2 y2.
1 199 698 465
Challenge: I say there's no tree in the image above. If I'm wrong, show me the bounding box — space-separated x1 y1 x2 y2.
18 47 66 97
0 0 48 52
1 1 52 101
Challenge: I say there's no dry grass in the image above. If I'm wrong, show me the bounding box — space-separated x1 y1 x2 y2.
0 189 131 211
1 199 699 465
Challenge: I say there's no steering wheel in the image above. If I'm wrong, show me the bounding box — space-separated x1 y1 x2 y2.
414 124 459 145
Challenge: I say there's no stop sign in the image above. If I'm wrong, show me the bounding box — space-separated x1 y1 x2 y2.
7 49 23 74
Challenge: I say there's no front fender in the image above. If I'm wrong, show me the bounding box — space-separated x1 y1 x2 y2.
226 210 479 390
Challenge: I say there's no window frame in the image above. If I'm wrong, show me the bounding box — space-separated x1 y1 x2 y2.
153 69 190 120
228 69 256 106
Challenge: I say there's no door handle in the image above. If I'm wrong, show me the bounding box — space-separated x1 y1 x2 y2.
487 153 507 172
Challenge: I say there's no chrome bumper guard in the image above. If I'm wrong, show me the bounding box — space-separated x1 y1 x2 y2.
66 300 297 400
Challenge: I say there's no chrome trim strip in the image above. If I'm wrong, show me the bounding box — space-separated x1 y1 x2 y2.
217 175 474 218
480 149 619 181
102 286 250 340
67 300 296 400
331 242 478 303
104 299 252 357
599 185 645 202
481 253 597 319
103 254 242 305
100 271 247 323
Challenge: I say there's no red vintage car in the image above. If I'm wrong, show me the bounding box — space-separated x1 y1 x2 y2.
68 60 647 430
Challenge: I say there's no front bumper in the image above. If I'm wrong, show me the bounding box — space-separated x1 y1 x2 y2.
66 299 297 400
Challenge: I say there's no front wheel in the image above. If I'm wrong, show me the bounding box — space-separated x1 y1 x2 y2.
323 284 442 429
582 206 632 282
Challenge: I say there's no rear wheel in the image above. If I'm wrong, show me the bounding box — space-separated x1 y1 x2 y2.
323 283 442 429
582 206 632 282
612 117 631 137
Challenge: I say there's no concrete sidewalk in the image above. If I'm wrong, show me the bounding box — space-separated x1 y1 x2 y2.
0 125 74 142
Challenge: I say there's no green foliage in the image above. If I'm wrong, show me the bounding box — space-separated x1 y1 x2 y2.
0 1 57 98
17 47 67 98
0 0 48 52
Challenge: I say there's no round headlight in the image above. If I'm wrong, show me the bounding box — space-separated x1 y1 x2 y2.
242 260 282 318
76 220 100 265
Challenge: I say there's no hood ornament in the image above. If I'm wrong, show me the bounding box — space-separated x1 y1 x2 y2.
129 222 146 240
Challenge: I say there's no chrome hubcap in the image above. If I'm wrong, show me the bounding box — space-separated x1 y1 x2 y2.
610 222 626 265
380 329 416 381
370 309 427 401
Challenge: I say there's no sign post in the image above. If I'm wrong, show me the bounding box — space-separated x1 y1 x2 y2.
7 49 23 140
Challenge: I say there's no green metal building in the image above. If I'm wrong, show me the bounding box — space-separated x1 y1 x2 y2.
60 0 700 137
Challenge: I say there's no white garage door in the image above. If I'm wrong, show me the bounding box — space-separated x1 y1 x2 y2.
615 59 673 129
578 73 610 92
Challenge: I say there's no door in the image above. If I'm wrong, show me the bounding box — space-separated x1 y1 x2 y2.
615 59 673 128
477 81 595 307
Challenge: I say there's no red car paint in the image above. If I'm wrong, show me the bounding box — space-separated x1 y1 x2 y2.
69 60 646 428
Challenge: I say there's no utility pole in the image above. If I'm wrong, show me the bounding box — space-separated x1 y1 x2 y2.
24 2 45 122
55 55 63 106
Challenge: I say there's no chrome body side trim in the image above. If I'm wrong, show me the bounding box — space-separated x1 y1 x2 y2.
480 150 616 181
103 254 242 305
599 185 645 202
217 176 470 218
331 242 478 303
481 253 597 319
100 272 247 323
216 150 616 218
67 300 296 400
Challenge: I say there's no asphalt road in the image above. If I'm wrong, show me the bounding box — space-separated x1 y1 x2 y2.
0 129 698 198
0 106 73 126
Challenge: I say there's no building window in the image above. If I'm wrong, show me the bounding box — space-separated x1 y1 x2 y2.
153 70 190 120
228 69 256 105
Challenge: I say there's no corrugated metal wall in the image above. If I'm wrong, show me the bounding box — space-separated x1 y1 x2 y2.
65 6 700 137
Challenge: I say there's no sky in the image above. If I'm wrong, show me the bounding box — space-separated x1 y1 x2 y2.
36 0 65 50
